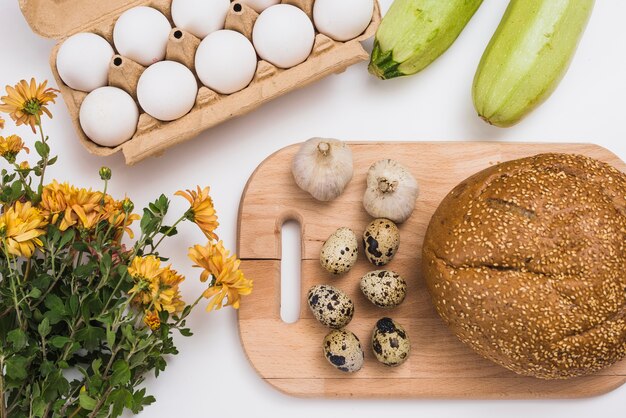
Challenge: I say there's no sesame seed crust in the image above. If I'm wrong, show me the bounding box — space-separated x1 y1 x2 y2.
422 153 626 379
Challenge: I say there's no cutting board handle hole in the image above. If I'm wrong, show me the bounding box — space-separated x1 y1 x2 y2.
280 220 302 324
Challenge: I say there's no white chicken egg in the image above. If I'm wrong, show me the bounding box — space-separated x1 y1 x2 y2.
79 87 139 147
56 33 114 92
137 61 198 122
237 0 280 13
171 0 230 39
313 0 374 42
195 30 257 94
253 4 315 69
113 6 172 66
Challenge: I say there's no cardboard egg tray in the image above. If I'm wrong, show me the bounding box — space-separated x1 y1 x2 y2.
19 0 381 165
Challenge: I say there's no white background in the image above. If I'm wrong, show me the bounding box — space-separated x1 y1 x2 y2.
1 0 625 417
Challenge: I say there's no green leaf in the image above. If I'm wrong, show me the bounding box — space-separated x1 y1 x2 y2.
179 328 193 337
109 388 133 417
39 360 55 377
131 388 156 413
110 359 131 386
31 274 52 291
28 288 42 299
44 294 66 315
32 398 47 417
38 317 51 338
7 329 27 350
5 355 29 380
43 309 63 326
75 325 106 351
129 352 147 370
79 390 97 411
69 294 79 315
140 209 155 232
59 229 75 248
72 241 89 251
92 358 103 376
159 225 178 236
34 141 49 157
75 263 95 278
122 324 136 344
49 336 72 348
106 327 116 348
100 253 112 276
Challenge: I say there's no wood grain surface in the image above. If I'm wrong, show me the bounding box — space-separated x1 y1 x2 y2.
237 142 626 398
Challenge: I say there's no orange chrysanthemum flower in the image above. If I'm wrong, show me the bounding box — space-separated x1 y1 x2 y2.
0 79 58 133
39 181 138 238
144 310 161 331
0 116 4 130
188 241 253 311
39 181 102 230
176 186 219 240
128 256 185 314
0 201 48 258
0 135 29 163
102 196 140 240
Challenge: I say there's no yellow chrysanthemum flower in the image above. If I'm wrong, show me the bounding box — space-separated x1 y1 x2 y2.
188 241 253 311
0 79 58 133
0 201 48 258
39 181 102 230
144 310 161 331
156 268 185 314
128 256 185 314
176 186 219 240
0 135 29 163
39 182 138 239
102 196 140 240
18 161 30 170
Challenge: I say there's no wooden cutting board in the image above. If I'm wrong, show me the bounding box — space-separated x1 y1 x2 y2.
237 142 626 399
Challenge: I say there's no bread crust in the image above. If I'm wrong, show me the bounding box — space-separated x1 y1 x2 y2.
422 153 626 379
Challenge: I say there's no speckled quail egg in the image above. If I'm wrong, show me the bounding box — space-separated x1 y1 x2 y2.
307 285 354 329
320 227 359 274
363 218 400 266
360 270 407 308
323 329 364 373
372 318 410 367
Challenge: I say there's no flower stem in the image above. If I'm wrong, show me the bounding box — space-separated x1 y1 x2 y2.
0 355 6 418
3 242 23 329
152 215 186 251
36 121 49 198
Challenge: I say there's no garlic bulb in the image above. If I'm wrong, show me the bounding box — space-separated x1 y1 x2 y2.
363 159 419 223
292 138 354 202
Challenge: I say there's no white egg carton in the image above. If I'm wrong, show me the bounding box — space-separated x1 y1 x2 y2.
20 0 381 165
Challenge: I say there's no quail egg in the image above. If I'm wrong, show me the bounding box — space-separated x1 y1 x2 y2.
307 285 354 329
363 218 399 266
360 270 407 308
323 329 364 373
372 318 410 367
320 227 358 274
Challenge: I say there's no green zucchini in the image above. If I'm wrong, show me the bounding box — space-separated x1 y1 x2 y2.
369 0 483 80
473 0 595 127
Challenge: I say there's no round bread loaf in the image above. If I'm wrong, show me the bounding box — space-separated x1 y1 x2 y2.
422 153 626 379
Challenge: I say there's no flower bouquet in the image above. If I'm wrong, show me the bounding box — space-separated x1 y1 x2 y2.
0 79 252 417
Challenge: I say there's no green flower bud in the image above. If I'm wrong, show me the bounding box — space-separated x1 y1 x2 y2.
122 198 134 213
99 166 112 181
